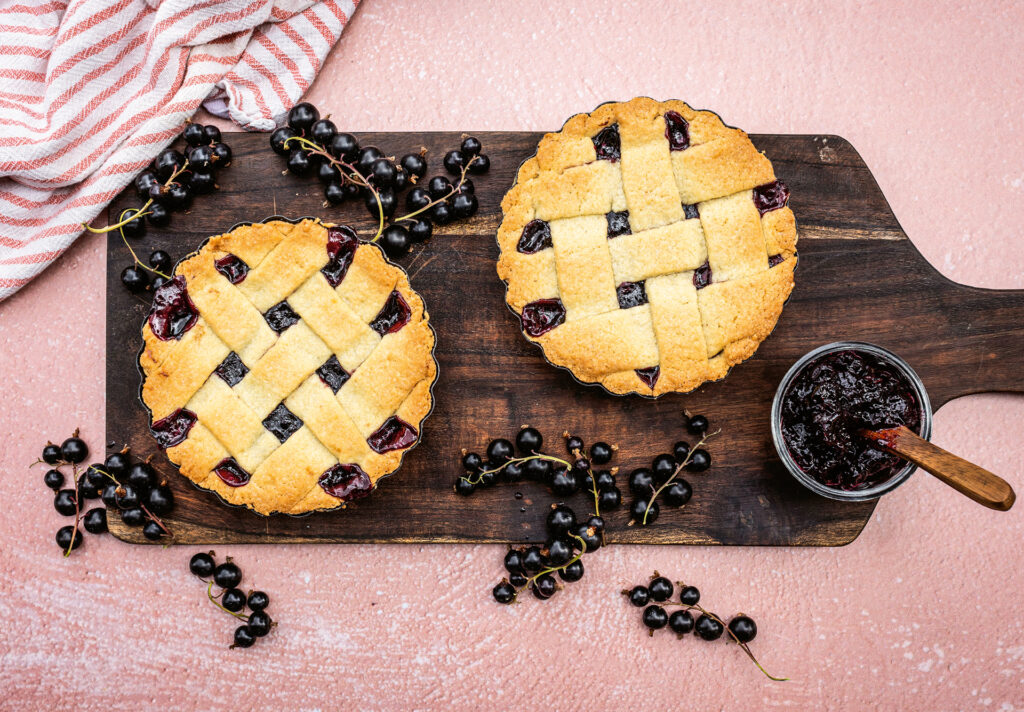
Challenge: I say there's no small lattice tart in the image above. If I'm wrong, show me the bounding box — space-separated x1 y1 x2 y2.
139 218 437 516
497 98 797 396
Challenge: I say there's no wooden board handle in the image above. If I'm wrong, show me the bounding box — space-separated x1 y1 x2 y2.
864 426 1016 511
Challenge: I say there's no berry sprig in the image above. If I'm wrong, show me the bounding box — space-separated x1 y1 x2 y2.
493 503 602 603
271 102 486 258
189 552 275 649
624 573 787 681
628 413 716 526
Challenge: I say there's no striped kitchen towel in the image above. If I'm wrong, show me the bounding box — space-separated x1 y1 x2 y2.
0 0 358 301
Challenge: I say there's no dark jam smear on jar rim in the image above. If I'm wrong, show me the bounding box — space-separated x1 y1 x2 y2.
780 349 923 491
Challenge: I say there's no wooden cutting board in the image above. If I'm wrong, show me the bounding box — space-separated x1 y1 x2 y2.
105 131 1024 546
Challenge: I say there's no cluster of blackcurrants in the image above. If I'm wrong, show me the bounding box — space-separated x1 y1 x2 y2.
120 122 233 238
269 101 487 257
454 427 622 509
40 433 174 553
624 573 784 680
493 502 604 604
189 552 274 649
121 248 175 295
627 413 713 526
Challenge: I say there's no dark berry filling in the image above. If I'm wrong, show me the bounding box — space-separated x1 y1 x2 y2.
616 281 647 309
752 180 790 215
263 301 300 333
592 124 621 162
370 290 411 336
215 352 248 387
664 111 690 151
517 219 552 254
150 408 197 448
316 354 350 393
768 253 785 268
781 349 922 491
682 203 700 220
521 298 565 337
262 403 303 443
214 254 249 284
367 416 418 454
636 366 660 389
214 457 251 487
148 276 198 341
606 210 631 237
693 262 712 289
322 225 360 287
318 463 373 501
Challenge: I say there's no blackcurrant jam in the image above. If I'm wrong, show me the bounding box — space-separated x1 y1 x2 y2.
149 276 198 340
779 348 924 491
318 463 373 501
367 416 418 454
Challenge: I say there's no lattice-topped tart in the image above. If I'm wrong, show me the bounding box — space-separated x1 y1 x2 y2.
497 98 797 396
140 218 437 515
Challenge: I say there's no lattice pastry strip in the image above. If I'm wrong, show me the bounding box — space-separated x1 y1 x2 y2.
497 97 798 396
140 218 437 516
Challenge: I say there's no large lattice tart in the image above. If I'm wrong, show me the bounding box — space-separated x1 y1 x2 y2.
497 98 797 396
140 218 437 516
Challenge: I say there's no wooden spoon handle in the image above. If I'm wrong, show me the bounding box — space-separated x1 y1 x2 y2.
863 426 1016 511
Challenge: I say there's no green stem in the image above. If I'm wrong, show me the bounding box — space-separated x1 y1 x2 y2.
642 429 719 525
207 581 249 621
460 452 573 487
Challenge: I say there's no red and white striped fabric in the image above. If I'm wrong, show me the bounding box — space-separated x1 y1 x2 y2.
0 0 358 301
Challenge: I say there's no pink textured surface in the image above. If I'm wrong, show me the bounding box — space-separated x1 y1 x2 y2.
2 1 1023 709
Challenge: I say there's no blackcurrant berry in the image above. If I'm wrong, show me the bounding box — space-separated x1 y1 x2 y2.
126 462 156 493
183 123 206 147
565 435 584 454
400 153 427 179
222 588 246 612
426 176 452 199
232 625 256 648
202 125 221 144
270 126 297 155
688 414 709 434
546 538 574 566
478 468 497 487
154 149 184 180
120 507 146 527
669 610 695 635
493 581 516 604
460 136 482 157
187 145 214 170
686 449 711 472
247 590 269 611
121 265 149 293
451 192 478 218
103 452 130 480
287 102 319 132
524 458 552 483
509 572 528 588
405 187 431 211
467 154 490 174
286 149 313 176
247 610 272 637
452 177 474 196
504 548 525 574
100 484 118 508
586 515 605 533
56 525 82 551
148 250 172 273
114 484 139 509
461 452 483 473
54 489 77 516
324 182 346 205
628 468 654 495
392 165 408 191
42 443 62 465
559 559 584 582
214 561 242 589
189 552 215 578
589 441 613 464
163 182 192 211
144 201 170 228
211 142 232 165
317 160 341 184
85 464 107 490
134 170 160 200
546 505 577 537
60 436 88 464
453 477 475 496
631 498 659 525
83 508 107 534
189 171 216 196
550 468 579 496
502 461 524 483
364 187 396 219
598 487 621 509
379 225 410 257
664 480 692 507
443 150 464 175
728 615 757 643
370 158 397 188
429 200 453 225
592 470 615 491
679 585 700 606
486 439 514 466
515 427 543 455
147 486 174 515
573 457 591 472
673 441 690 463
76 472 100 500
408 218 432 243
627 585 650 607
532 573 557 600
329 132 359 162
652 453 677 482
572 522 601 552
151 276 168 292
356 146 382 175
649 576 673 602
643 605 669 630
521 546 544 573
342 182 361 200
309 118 337 146
44 469 64 490
695 613 724 641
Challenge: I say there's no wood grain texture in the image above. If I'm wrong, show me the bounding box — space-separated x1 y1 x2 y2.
105 132 1024 546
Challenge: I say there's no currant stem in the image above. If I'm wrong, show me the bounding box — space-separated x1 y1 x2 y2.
516 534 587 592
65 462 81 558
642 429 719 525
117 210 170 279
460 452 573 486
81 160 191 235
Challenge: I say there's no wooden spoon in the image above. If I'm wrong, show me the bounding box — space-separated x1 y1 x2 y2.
862 426 1016 511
